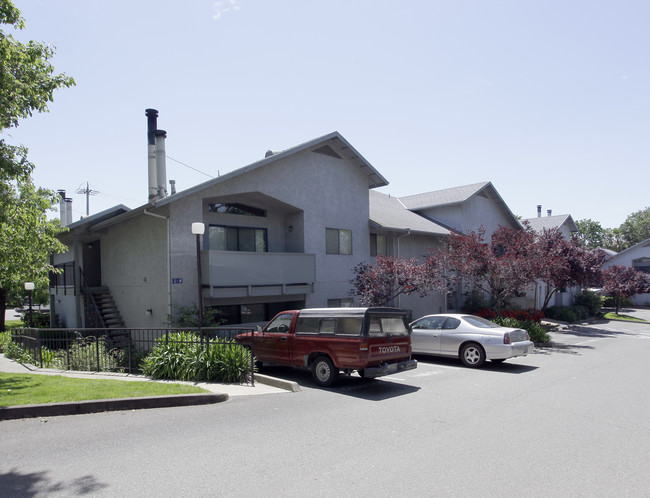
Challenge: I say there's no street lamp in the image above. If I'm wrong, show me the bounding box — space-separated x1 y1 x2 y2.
191 222 205 330
24 282 35 328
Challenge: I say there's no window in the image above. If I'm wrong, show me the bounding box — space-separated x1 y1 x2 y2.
327 298 354 308
208 203 266 217
265 313 293 333
370 233 387 257
209 225 267 252
326 228 352 255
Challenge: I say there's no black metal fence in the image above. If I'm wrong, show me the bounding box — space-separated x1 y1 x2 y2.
10 326 257 384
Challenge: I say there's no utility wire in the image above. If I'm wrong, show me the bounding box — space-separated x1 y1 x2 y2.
166 155 214 179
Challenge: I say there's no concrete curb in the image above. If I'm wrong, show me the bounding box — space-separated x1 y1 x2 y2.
254 373 301 392
0 393 228 421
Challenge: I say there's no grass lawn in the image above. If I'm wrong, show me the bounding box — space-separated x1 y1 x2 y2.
603 312 647 323
0 372 208 407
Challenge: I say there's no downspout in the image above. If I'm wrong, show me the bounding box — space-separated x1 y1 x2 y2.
144 209 171 323
73 234 83 327
396 228 411 309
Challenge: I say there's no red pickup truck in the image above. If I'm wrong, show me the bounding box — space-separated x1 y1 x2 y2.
235 307 417 386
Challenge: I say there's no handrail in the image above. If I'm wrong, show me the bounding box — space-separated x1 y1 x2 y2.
79 268 106 328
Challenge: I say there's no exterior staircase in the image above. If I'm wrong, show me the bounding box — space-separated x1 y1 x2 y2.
84 287 126 329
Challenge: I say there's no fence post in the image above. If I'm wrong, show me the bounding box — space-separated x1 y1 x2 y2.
37 328 43 368
95 331 100 372
128 331 132 374
250 330 255 387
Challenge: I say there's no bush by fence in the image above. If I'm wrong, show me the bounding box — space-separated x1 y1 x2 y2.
1 327 255 384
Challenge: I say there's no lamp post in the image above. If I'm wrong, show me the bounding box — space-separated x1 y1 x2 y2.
24 282 35 328
191 222 205 330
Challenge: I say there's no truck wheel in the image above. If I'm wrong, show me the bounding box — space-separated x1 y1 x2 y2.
311 356 338 387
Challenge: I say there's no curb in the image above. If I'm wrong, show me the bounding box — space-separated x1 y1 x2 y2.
254 373 301 392
0 393 228 421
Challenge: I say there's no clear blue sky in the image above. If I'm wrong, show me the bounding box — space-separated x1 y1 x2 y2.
6 0 649 228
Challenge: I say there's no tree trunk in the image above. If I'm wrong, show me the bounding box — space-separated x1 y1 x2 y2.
0 287 7 332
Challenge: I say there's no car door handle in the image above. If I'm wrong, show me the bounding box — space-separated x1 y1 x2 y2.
281 337 287 341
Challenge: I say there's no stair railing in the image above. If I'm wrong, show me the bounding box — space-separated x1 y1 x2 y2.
79 268 106 328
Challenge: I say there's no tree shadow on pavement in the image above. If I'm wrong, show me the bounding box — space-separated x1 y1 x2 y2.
0 469 108 498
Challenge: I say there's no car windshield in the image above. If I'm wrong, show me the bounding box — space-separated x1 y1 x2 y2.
462 315 500 328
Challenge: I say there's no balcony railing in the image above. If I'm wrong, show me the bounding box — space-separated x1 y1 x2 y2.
204 250 315 297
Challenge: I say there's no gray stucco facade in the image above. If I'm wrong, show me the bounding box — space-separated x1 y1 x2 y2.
50 131 529 329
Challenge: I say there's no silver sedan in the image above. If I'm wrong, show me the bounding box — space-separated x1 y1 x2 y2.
410 314 534 368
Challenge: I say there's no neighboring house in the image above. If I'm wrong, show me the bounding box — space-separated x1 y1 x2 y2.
396 182 522 314
523 207 578 240
368 190 450 320
399 181 521 236
602 238 650 306
520 208 579 309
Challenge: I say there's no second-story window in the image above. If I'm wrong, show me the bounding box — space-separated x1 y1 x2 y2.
370 233 387 257
209 225 268 252
326 228 352 255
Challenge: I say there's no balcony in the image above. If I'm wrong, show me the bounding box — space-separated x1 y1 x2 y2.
204 250 316 298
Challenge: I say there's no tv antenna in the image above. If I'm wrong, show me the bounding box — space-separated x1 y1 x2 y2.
76 182 100 216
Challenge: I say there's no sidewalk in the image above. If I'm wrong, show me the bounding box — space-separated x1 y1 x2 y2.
0 354 299 420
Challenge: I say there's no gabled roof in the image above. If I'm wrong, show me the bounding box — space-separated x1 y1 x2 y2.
607 237 650 259
155 131 388 208
369 191 450 236
399 181 493 210
398 181 520 228
523 214 578 233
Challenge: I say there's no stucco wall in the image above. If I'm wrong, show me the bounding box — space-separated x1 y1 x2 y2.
100 213 170 327
166 148 372 312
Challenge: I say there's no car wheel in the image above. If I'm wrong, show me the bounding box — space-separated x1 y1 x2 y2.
311 356 338 387
460 343 486 368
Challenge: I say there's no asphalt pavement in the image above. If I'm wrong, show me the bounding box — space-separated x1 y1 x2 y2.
0 353 298 420
2 306 647 421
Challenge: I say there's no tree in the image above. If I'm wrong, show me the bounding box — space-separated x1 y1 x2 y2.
350 256 436 307
534 229 610 310
0 178 67 330
426 226 539 310
601 265 650 314
619 207 650 250
576 218 608 250
0 0 74 330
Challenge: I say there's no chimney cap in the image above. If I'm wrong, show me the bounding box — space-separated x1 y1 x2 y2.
154 129 167 137
145 108 159 116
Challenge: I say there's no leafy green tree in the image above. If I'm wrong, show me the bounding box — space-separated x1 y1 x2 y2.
0 0 74 330
576 218 608 249
619 207 650 249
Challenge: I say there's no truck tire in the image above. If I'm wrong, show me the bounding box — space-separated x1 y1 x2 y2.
310 356 338 387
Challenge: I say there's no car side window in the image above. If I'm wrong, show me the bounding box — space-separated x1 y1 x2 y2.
266 313 293 333
443 317 461 329
413 317 446 329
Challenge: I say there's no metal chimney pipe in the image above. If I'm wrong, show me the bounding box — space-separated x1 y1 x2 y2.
537 205 542 218
145 109 159 201
169 179 176 195
64 197 73 225
547 209 552 217
155 129 168 198
57 190 67 227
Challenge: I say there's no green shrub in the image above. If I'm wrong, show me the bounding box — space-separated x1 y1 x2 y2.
544 306 578 322
601 295 634 308
492 316 550 343
574 290 602 316
140 331 254 383
0 332 34 363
